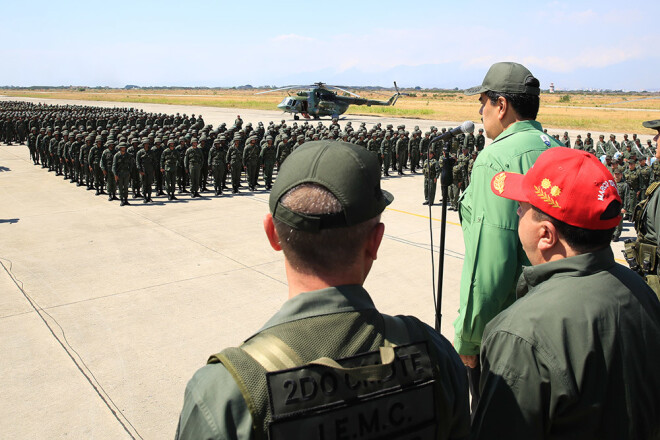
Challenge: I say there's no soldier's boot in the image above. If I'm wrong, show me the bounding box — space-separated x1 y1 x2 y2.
120 198 126 206
108 195 113 201
95 189 101 196
143 197 149 204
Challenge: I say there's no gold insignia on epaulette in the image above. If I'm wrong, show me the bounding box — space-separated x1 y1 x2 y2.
493 172 506 194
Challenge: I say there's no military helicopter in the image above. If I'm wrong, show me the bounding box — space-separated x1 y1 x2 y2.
257 82 404 120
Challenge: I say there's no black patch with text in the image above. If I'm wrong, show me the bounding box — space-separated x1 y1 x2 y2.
266 342 437 440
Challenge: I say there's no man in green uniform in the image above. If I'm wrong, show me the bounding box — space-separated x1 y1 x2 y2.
449 156 464 211
161 140 180 200
176 138 188 194
152 137 165 196
475 128 485 151
100 139 118 202
88 137 105 195
185 138 204 198
259 135 277 190
472 147 660 439
208 137 227 196
584 132 594 152
458 62 562 411
623 159 641 219
176 140 470 440
422 149 439 205
80 135 93 189
380 131 392 176
136 139 156 203
243 136 260 191
638 155 652 196
612 169 629 242
596 134 608 156
113 142 133 206
226 134 243 194
127 138 142 199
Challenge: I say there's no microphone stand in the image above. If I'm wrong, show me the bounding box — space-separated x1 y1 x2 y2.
435 147 454 332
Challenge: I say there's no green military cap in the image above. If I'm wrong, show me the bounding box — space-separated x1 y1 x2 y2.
191 137 198 143
85 135 93 141
106 139 115 146
269 140 393 232
118 142 128 149
154 137 161 143
266 135 273 140
167 139 175 145
577 134 581 138
297 135 304 141
213 138 221 145
606 154 612 159
465 62 540 96
629 158 637 163
219 135 226 140
642 119 660 130
648 139 653 144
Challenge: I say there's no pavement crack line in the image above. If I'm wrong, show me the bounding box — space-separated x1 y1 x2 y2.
0 257 143 440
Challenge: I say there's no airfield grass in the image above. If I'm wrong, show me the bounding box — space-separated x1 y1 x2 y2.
3 88 659 134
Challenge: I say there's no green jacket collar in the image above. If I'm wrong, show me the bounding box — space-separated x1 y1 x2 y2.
517 247 616 299
492 120 544 145
258 285 376 333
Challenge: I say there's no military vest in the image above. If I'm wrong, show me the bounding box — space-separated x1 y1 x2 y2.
210 312 445 440
623 181 660 298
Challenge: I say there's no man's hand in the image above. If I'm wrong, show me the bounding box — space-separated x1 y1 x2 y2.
115 175 119 182
460 354 478 369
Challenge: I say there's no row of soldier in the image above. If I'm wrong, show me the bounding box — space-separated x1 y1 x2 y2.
3 101 658 212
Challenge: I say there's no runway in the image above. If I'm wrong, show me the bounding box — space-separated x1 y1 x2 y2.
0 97 632 438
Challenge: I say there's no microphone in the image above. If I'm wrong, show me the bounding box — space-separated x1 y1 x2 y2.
431 121 475 143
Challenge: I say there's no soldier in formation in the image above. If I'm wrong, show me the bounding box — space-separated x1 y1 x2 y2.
2 100 656 209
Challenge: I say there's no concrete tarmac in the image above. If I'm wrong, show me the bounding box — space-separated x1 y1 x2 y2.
0 97 633 438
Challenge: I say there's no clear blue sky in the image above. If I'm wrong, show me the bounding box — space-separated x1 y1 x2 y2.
1 0 657 90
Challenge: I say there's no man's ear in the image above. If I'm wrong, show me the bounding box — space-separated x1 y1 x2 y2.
365 222 385 261
538 220 558 252
263 213 282 251
497 96 508 121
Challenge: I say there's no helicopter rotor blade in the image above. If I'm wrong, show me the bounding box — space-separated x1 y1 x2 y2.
255 85 311 95
327 85 361 98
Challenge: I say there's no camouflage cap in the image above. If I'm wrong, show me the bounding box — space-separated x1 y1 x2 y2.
465 62 539 96
643 119 660 130
118 142 128 149
269 140 393 232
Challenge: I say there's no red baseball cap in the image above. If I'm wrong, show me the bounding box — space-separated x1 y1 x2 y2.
490 148 621 230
